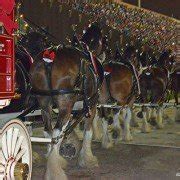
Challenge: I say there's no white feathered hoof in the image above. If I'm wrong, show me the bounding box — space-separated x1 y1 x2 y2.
45 147 68 180
141 123 151 133
78 150 99 168
156 123 164 129
122 132 133 142
102 135 113 149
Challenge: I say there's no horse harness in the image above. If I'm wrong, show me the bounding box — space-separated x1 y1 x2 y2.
31 45 102 119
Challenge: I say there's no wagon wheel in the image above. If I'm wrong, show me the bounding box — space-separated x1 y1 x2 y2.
0 119 32 179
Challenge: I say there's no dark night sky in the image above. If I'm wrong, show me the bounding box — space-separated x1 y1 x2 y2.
124 0 180 19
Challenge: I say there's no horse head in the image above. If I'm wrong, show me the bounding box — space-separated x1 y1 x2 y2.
158 49 171 67
123 45 139 69
156 49 176 73
20 30 51 58
81 21 103 56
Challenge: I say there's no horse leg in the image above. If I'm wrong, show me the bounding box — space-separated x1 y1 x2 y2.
78 106 99 168
122 107 133 141
156 107 164 129
45 95 75 180
112 109 122 144
54 96 80 158
38 97 53 156
141 106 151 133
149 107 157 126
92 109 102 141
45 143 68 180
131 107 139 127
101 108 113 149
174 92 180 122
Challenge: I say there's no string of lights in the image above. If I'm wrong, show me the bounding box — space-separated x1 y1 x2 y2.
16 0 178 58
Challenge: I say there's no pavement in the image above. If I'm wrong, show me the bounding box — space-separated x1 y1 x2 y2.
32 121 180 180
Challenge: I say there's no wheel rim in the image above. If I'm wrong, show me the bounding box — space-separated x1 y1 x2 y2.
0 119 32 179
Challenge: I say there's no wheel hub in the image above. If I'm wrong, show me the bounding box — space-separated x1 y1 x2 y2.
4 157 29 179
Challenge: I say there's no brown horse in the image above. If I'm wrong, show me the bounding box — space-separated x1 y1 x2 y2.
95 44 139 148
139 50 173 132
30 22 103 174
171 62 180 122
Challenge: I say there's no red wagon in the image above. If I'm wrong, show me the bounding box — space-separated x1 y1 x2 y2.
0 1 32 179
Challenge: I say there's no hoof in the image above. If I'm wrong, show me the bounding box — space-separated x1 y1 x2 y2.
156 124 164 129
122 133 133 142
141 124 151 133
102 141 113 149
78 153 99 168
